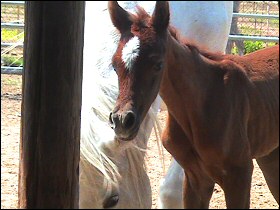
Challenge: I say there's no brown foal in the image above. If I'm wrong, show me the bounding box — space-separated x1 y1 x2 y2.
108 1 279 208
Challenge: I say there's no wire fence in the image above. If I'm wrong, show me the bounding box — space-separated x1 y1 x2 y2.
227 1 279 55
239 1 279 37
1 1 24 74
1 1 279 74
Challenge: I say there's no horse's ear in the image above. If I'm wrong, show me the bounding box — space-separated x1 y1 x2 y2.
151 1 170 33
108 1 133 33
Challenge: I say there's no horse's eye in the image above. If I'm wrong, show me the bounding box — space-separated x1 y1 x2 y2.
112 62 117 72
103 194 119 208
154 62 163 71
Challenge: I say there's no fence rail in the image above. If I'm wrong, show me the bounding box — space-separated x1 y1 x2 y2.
230 12 279 43
1 1 24 5
1 42 24 48
1 1 279 74
1 23 25 29
233 12 279 19
229 34 279 42
1 66 23 75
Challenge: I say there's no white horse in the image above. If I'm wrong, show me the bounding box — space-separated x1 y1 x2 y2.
79 1 233 209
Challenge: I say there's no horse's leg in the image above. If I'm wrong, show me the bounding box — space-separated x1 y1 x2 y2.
161 113 215 209
183 169 215 209
158 158 184 209
222 160 254 208
256 147 279 204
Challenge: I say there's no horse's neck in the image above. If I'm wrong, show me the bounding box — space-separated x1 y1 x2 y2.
159 34 220 122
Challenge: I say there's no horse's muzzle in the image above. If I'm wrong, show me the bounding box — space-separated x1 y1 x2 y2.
109 110 138 141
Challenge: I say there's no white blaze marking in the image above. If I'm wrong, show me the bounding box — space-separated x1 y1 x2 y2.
122 36 140 70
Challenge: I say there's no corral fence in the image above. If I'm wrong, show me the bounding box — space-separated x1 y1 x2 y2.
1 1 24 74
226 1 279 55
1 1 279 74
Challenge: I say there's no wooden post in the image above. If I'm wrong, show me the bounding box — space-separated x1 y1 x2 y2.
18 1 85 208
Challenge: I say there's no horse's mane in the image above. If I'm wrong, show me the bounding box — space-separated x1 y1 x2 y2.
79 4 166 204
80 61 163 203
168 25 225 61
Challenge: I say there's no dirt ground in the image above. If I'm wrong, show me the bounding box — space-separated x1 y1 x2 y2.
1 74 278 209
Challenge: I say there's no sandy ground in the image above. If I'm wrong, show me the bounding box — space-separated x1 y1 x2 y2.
1 74 278 209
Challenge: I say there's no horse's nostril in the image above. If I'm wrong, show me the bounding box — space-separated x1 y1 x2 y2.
109 112 118 129
109 112 113 125
122 111 136 130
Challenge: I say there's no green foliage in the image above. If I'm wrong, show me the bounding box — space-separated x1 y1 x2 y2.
229 41 277 55
270 18 280 28
240 25 263 36
2 56 23 67
230 46 240 55
243 41 265 54
1 28 24 42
